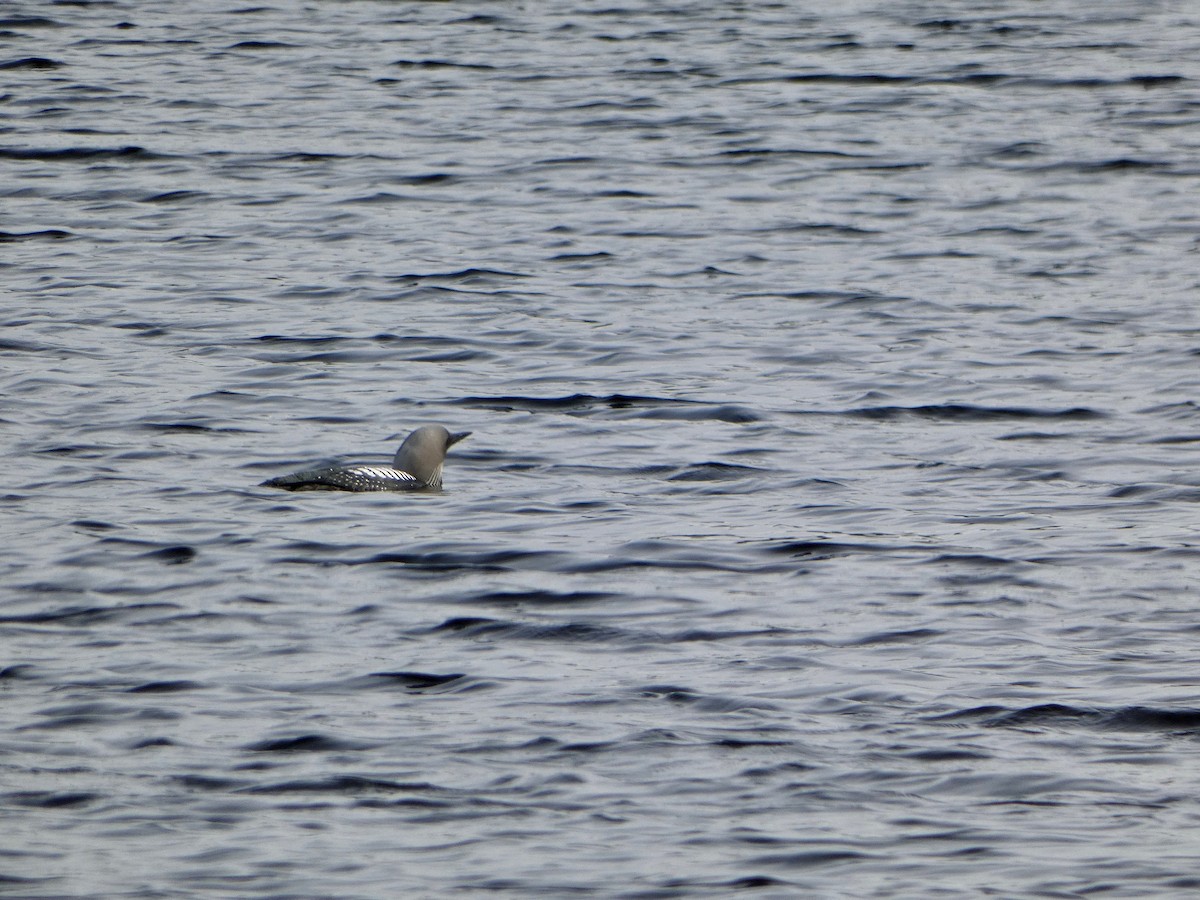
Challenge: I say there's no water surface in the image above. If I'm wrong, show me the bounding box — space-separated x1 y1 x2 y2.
4 1 1200 896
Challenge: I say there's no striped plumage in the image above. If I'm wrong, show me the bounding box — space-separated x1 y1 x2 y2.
261 425 470 493
261 464 423 492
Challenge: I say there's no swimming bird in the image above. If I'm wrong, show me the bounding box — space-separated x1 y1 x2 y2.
260 425 470 492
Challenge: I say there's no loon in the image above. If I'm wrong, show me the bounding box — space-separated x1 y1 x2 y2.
261 425 470 492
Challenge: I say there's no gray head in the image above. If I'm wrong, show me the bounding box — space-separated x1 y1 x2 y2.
392 425 471 488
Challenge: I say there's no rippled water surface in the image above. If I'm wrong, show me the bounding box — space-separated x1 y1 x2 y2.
4 1 1200 896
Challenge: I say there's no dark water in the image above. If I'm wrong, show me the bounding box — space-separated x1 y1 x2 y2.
4 0 1200 896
